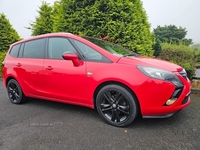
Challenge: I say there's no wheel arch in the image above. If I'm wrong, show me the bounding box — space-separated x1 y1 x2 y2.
93 81 141 116
6 76 17 87
5 76 27 96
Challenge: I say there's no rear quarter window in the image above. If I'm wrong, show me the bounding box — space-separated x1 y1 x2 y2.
9 44 21 57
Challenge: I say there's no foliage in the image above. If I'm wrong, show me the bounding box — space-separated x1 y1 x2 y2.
0 13 21 52
0 51 7 77
159 43 195 79
191 44 200 51
52 1 61 31
28 2 53 36
153 38 162 57
194 50 200 64
52 0 154 56
191 44 200 64
153 25 193 46
195 62 200 68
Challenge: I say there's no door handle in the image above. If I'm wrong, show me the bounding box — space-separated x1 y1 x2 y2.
16 63 21 67
45 66 53 70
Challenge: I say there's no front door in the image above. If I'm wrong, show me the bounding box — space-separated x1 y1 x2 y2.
43 37 87 104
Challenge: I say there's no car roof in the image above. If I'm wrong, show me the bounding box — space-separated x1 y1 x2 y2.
10 32 76 46
9 32 120 62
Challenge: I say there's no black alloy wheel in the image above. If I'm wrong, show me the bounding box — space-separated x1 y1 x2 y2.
7 79 27 104
96 84 138 127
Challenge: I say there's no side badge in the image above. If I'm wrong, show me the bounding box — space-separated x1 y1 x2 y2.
87 72 93 77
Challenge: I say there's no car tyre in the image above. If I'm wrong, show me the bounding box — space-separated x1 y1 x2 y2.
7 79 27 104
96 84 138 127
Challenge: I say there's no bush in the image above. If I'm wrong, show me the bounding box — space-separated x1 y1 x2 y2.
159 43 195 80
195 50 200 64
0 51 7 77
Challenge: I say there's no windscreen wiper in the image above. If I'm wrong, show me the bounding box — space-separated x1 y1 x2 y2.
123 53 140 57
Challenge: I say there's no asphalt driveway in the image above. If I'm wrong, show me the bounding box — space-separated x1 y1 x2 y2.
0 79 199 150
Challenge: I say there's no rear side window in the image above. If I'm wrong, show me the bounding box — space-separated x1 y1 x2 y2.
23 38 45 58
9 44 20 57
18 43 24 58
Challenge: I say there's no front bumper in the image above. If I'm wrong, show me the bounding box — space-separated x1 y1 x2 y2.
143 111 179 119
135 72 191 117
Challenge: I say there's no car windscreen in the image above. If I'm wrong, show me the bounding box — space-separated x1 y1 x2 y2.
82 37 137 56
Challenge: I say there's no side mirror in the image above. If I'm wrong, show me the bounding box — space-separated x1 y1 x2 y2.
62 52 83 67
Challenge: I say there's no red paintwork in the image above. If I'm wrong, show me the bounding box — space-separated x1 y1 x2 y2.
118 56 183 72
2 33 190 117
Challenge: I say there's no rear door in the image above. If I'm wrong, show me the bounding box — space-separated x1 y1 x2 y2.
15 38 46 96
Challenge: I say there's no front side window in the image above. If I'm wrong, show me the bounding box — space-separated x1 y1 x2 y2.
70 38 110 62
23 38 45 58
48 37 77 59
9 44 20 57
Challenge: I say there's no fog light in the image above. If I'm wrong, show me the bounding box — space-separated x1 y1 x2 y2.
166 98 177 105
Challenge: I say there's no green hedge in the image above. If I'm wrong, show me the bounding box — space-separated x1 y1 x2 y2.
159 43 195 80
195 50 200 66
0 51 7 77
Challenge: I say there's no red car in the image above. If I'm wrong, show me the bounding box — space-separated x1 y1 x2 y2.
2 33 191 127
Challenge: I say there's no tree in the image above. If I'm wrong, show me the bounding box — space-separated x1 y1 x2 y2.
0 13 21 52
153 25 193 46
52 1 61 32
29 2 53 36
53 0 154 56
153 38 162 57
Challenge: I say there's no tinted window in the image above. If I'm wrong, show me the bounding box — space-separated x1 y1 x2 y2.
71 39 110 62
83 37 135 56
9 44 20 57
48 37 77 59
18 43 24 58
23 38 45 58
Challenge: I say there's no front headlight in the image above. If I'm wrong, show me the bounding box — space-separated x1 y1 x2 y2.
137 66 183 87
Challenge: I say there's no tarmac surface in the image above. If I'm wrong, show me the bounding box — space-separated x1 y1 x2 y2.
0 79 199 150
